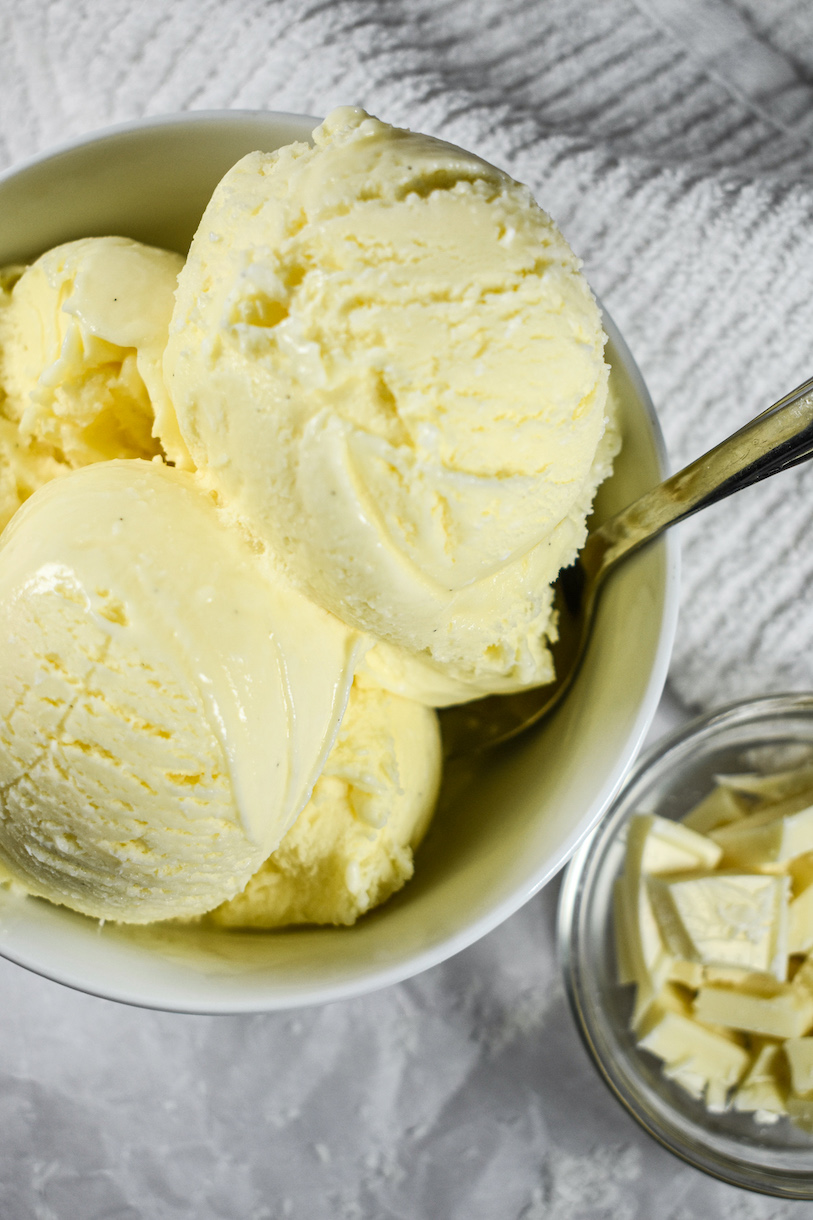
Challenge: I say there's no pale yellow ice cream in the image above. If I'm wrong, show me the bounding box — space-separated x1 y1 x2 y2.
0 108 615 928
164 106 614 702
211 681 441 927
0 237 188 534
0 459 360 922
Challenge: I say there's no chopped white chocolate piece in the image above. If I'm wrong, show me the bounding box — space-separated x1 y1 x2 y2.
716 763 813 805
789 885 813 954
786 1096 813 1132
694 973 813 1039
613 877 635 987
647 981 694 1019
706 1075 736 1113
616 817 722 1021
732 1043 787 1117
790 852 813 897
627 814 723 876
616 816 709 1025
785 1037 813 1096
637 990 748 1105
710 796 813 868
668 959 705 989
704 964 768 986
625 879 673 1028
683 785 748 835
791 953 813 993
647 872 789 980
787 855 813 955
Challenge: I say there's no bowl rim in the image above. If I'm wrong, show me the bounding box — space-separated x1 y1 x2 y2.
0 107 324 192
0 110 680 1013
558 690 813 1199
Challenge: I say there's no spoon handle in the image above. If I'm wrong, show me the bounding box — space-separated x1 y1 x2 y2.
584 374 813 581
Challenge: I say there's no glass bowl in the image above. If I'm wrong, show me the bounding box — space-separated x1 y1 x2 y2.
558 692 813 1198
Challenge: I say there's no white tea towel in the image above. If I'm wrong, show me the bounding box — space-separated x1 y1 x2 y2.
3 7 813 1220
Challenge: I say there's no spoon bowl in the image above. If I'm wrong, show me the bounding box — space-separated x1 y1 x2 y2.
439 568 587 756
441 374 813 757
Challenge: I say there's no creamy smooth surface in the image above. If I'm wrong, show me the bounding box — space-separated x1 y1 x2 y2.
165 107 614 699
0 237 188 534
0 460 359 922
211 681 441 928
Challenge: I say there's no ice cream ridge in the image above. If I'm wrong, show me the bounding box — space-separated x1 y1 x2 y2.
0 235 189 533
0 107 615 925
165 105 616 704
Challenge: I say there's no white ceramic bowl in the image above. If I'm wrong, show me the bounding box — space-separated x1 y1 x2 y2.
0 112 679 1012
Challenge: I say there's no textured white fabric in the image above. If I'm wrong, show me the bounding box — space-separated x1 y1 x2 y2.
3 0 813 711
3 5 813 1217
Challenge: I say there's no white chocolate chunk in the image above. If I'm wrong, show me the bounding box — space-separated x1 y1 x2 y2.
660 1060 707 1102
613 877 635 987
616 816 723 1023
622 814 717 883
626 879 673 1028
716 763 813 805
785 1037 813 1096
647 872 789 980
637 991 748 1105
711 797 813 868
787 854 813 955
706 1075 736 1113
616 816 703 1025
704 964 769 986
694 969 813 1039
787 1096 813 1131
649 981 695 1020
668 958 705 989
627 814 722 874
791 953 813 993
790 852 813 897
732 1043 787 1117
789 885 813 954
683 785 748 835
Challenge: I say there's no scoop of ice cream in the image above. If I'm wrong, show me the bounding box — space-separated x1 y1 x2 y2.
0 460 360 922
210 680 441 928
0 237 188 533
165 106 612 699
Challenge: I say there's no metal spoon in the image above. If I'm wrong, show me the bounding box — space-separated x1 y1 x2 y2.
439 374 813 758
